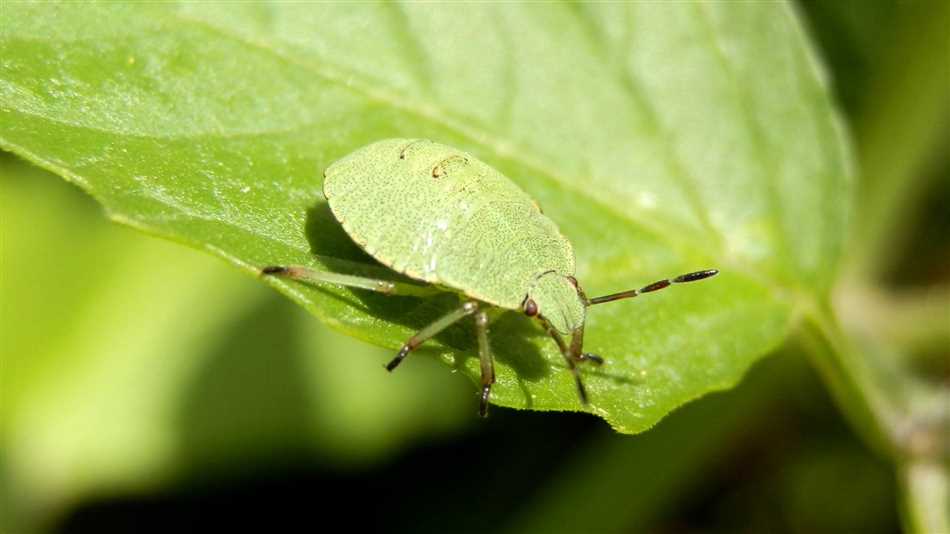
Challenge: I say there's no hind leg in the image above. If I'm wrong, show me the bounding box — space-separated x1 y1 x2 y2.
261 265 439 297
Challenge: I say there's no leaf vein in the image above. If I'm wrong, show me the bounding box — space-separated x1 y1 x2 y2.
168 8 721 264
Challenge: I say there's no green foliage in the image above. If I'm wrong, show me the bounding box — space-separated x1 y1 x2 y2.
0 2 852 433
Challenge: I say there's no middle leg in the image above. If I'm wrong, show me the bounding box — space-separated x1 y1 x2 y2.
386 300 479 371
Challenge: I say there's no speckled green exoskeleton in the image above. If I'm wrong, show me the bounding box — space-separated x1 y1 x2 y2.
263 139 717 416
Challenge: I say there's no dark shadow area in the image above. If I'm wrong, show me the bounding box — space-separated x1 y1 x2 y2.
56 352 900 534
477 310 549 381
664 356 899 534
57 408 603 534
882 163 950 287
0 456 18 534
304 201 376 263
174 295 316 476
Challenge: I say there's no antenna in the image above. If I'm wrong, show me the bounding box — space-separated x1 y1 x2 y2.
586 269 718 306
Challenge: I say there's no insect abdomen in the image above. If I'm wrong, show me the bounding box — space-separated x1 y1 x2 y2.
324 139 574 309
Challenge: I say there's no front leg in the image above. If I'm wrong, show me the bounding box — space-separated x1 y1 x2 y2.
474 309 495 417
540 318 589 406
568 324 604 366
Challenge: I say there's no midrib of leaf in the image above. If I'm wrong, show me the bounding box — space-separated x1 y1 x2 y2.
1 3 820 305
169 9 807 297
166 11 730 267
0 95 319 141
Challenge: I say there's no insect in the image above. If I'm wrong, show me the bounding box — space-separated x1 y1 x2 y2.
262 139 717 416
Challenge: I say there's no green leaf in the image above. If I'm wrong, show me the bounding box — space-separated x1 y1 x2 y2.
0 2 852 433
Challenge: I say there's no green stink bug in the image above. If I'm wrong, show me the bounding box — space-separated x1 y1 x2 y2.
262 139 717 416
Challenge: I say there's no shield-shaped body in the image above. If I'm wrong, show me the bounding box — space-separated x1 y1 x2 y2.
323 138 575 311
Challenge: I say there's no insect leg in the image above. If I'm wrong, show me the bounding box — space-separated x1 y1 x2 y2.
260 265 439 297
386 301 479 372
541 319 589 405
587 269 718 305
569 324 604 366
474 310 495 417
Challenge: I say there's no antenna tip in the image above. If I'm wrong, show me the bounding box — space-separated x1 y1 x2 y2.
674 269 719 283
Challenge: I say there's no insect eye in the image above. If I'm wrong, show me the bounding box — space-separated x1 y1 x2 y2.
523 298 539 317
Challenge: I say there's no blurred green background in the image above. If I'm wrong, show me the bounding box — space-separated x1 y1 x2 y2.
1 1 947 533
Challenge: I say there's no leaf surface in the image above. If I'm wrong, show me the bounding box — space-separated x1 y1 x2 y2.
0 2 852 432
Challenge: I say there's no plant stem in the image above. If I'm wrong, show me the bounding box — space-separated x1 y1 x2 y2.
804 294 950 533
800 303 897 456
899 459 950 534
